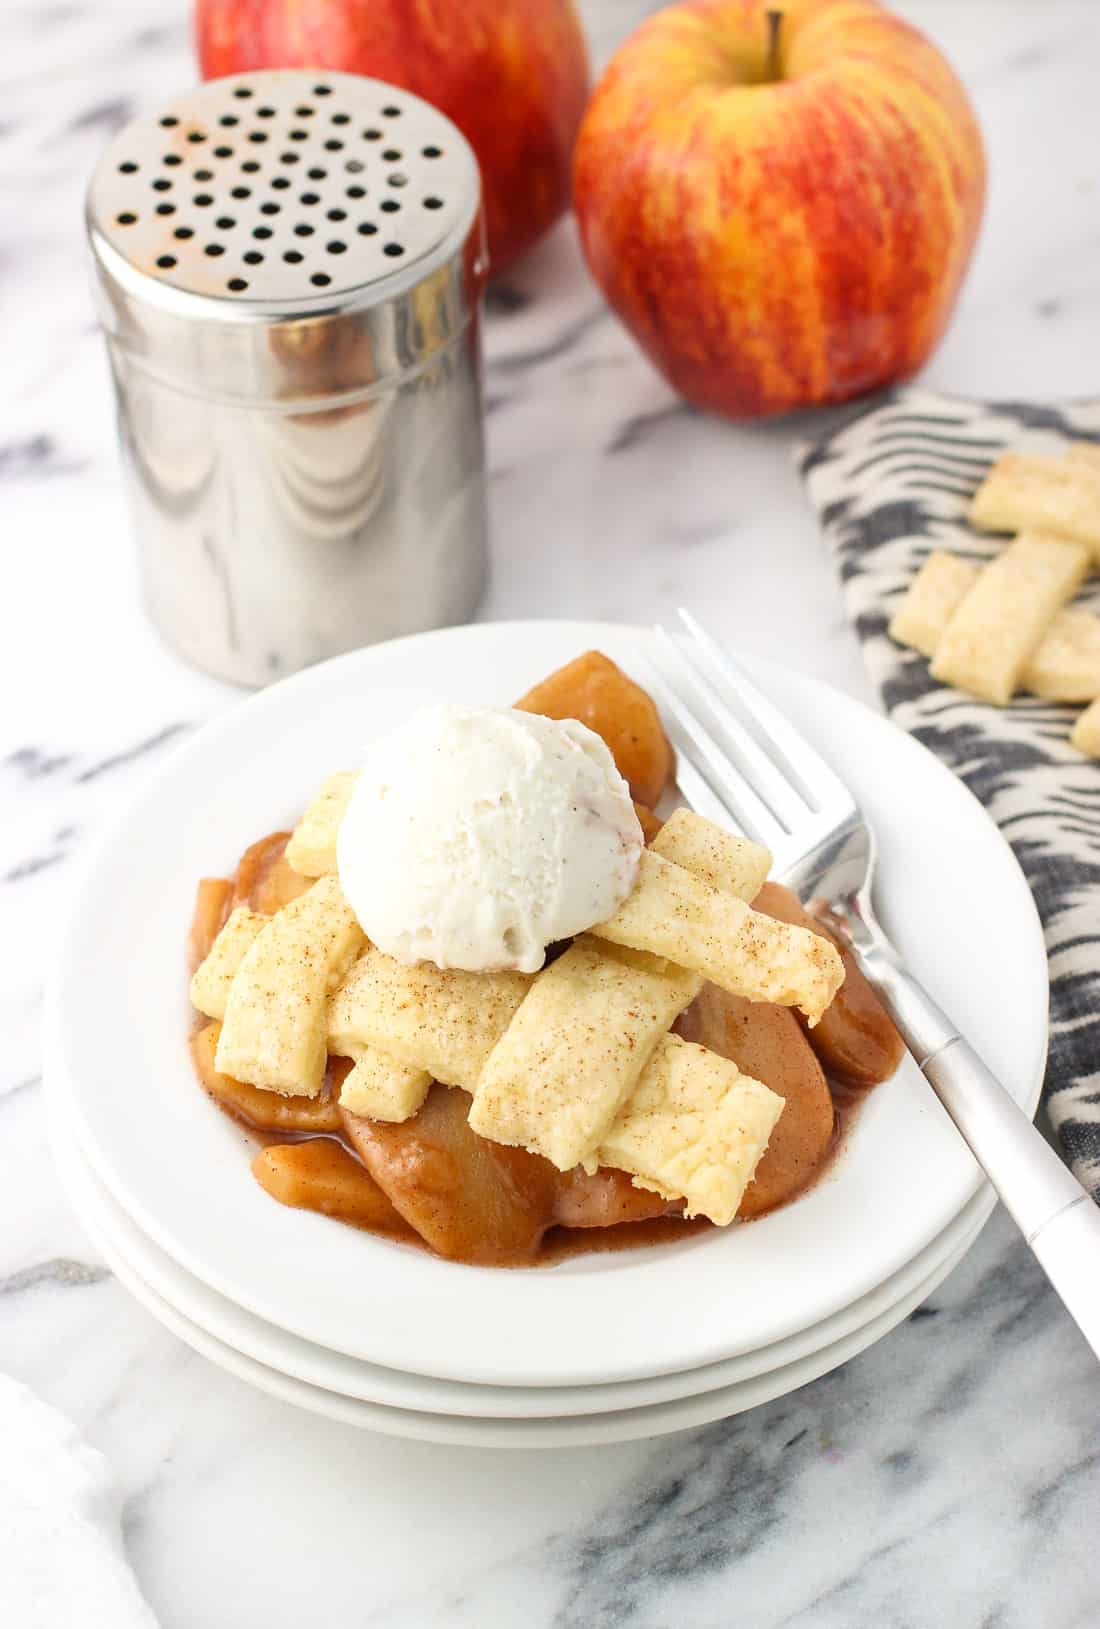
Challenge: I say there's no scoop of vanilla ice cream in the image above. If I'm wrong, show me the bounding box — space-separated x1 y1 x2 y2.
337 705 644 973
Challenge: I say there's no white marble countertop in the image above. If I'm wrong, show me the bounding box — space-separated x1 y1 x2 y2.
3 2 1099 1623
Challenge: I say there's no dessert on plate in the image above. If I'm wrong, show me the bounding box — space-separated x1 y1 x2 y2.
188 651 904 1265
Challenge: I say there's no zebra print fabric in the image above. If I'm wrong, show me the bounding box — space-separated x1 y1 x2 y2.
801 388 1100 1199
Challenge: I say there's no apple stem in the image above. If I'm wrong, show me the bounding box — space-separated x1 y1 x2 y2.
766 9 784 80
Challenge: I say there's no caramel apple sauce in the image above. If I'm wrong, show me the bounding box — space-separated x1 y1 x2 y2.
189 829 903 1268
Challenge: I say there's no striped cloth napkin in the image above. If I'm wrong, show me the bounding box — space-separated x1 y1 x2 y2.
800 387 1100 1199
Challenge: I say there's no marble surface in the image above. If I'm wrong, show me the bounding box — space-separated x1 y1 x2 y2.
3 1 1099 1624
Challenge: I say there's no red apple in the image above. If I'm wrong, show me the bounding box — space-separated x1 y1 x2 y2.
196 0 590 273
573 0 986 418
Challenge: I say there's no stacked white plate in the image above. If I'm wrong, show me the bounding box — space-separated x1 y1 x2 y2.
46 622 1048 1448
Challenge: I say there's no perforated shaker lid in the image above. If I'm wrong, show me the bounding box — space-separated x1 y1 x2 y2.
86 71 486 404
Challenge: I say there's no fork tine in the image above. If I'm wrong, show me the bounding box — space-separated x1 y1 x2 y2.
636 651 786 849
677 608 855 815
656 626 809 832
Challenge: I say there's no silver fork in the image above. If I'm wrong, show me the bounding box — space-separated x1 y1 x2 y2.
644 608 1100 1360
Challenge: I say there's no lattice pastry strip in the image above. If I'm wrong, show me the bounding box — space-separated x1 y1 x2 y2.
597 1034 784 1226
468 937 702 1173
891 550 1100 703
192 903 428 1119
190 907 266 1020
215 874 364 1097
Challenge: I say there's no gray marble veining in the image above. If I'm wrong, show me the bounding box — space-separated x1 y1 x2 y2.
2 2 1099 1624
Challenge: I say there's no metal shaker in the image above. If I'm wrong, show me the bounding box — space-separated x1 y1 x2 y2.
86 71 489 687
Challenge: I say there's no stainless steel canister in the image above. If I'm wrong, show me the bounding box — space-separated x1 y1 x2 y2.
86 71 489 686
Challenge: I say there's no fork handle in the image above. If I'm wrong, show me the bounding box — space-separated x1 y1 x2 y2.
849 934 1100 1361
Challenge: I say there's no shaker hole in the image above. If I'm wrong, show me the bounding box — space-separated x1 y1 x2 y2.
323 139 344 151
213 145 233 158
152 178 172 191
228 278 248 291
289 129 308 141
118 160 138 173
155 202 175 216
387 172 407 187
311 272 332 286
173 225 194 239
382 105 401 117
219 114 239 127
204 243 225 257
257 105 276 118
215 215 236 229
300 191 320 205
187 130 206 143
326 239 347 254
345 159 364 174
357 221 377 236
241 160 260 173
332 112 351 125
243 250 264 264
163 153 183 167
160 115 178 128
248 131 268 144
422 145 442 158
383 242 404 256
382 149 402 161
194 168 214 181
280 151 300 164
260 201 280 216
231 185 251 199
295 105 314 117
156 254 176 268
424 195 444 209
326 207 347 221
347 184 366 199
253 225 273 239
193 193 213 206
233 86 254 98
284 249 304 263
116 211 137 225
314 84 332 95
294 223 315 237
380 199 400 213
362 128 381 141
271 175 291 190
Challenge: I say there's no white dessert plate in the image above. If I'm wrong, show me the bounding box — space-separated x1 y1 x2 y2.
46 1071 996 1417
49 621 1047 1388
53 1098 982 1448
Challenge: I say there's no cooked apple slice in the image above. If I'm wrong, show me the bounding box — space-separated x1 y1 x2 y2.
189 877 232 971
231 831 313 914
514 649 674 808
753 883 905 1088
216 874 364 1096
552 1165 677 1228
252 1140 411 1237
191 1022 343 1134
677 983 833 1219
342 1085 560 1265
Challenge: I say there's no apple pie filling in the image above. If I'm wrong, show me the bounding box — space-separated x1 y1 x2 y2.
188 653 904 1266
